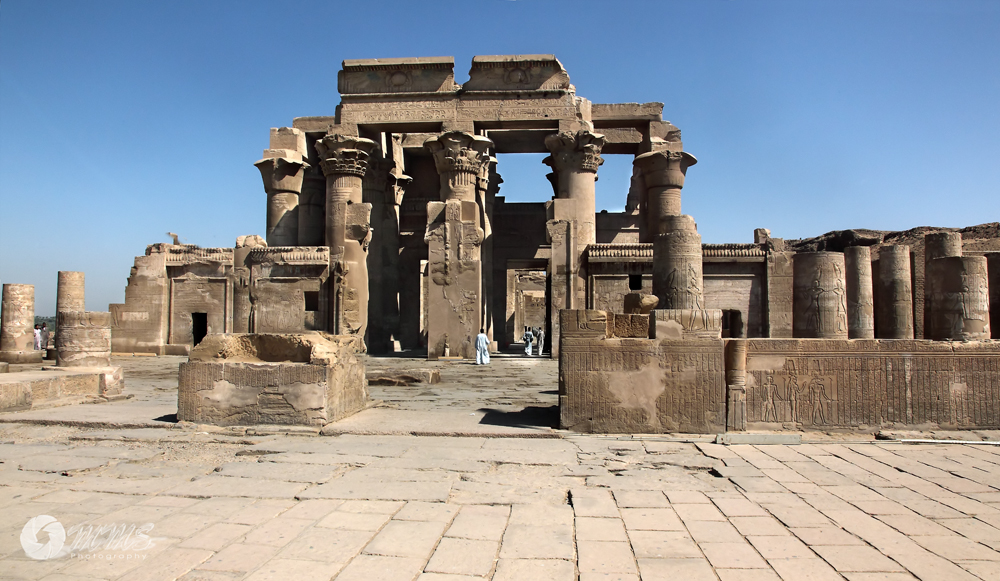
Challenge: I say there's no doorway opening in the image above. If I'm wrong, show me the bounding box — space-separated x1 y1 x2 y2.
722 309 744 338
192 312 208 346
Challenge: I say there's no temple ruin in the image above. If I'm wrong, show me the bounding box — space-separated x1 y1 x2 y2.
103 54 1000 431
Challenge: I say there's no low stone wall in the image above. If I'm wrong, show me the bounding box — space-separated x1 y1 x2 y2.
0 367 125 412
559 309 1000 433
742 339 1000 430
559 310 726 433
178 333 367 426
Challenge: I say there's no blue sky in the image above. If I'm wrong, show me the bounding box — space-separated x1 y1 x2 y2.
1 0 998 315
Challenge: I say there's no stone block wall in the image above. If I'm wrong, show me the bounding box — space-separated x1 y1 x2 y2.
560 309 1000 434
744 339 1000 430
559 310 726 433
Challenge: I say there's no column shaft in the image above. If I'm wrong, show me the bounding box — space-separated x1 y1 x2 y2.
423 132 493 360
0 284 42 363
923 231 962 338
793 252 849 339
56 311 112 367
875 245 914 339
845 246 875 339
57 271 85 313
927 256 990 340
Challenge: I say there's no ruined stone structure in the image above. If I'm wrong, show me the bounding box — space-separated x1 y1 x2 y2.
108 55 1000 369
178 333 366 426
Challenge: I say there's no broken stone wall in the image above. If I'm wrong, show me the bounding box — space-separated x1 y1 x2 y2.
559 308 1000 434
178 333 366 427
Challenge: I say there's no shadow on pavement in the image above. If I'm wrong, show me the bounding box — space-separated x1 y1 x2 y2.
478 405 558 429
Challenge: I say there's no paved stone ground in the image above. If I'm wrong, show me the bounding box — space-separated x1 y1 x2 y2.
1 355 999 580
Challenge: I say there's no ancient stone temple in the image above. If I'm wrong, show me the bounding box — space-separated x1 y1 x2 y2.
108 55 1000 368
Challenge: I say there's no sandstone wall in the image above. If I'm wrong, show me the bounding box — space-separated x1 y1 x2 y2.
177 333 366 426
559 309 1000 434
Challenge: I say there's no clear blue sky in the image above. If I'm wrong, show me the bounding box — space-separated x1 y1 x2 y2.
1 0 998 315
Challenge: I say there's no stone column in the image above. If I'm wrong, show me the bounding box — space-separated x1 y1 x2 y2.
362 156 400 354
56 311 111 367
298 170 327 246
544 130 605 356
479 157 501 347
923 231 962 338
844 247 875 339
316 133 377 341
988 253 1000 339
926 256 991 341
55 271 86 356
57 271 85 314
423 131 493 359
653 215 705 310
543 130 605 246
725 339 747 431
0 284 42 363
792 252 849 339
876 245 914 339
255 152 309 247
632 149 698 242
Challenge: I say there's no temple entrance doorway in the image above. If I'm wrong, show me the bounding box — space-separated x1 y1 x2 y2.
191 312 208 346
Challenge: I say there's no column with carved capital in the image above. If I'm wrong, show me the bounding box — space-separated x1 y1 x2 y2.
543 130 604 357
633 149 718 339
363 155 411 354
423 131 493 359
316 133 377 343
255 151 309 247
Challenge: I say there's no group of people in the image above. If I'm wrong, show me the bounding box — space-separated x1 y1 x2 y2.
471 325 547 366
521 326 545 357
33 323 49 351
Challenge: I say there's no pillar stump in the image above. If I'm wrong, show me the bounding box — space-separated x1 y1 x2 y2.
793 252 849 339
56 311 112 367
923 231 963 338
876 245 914 339
845 246 875 339
927 256 991 341
0 284 42 363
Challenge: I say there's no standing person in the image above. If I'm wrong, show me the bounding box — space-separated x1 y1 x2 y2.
40 323 50 352
536 327 545 356
33 324 42 350
475 328 490 365
521 327 534 356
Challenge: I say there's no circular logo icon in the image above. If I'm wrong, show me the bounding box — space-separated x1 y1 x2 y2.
21 515 65 560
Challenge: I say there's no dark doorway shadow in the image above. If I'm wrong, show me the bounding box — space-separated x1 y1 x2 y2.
153 413 178 423
478 405 558 429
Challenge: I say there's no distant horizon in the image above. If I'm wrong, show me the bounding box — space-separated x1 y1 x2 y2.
2 0 998 316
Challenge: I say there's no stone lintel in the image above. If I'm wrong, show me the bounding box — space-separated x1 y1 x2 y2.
340 57 457 95
343 56 455 70
292 116 340 133
464 55 571 92
591 102 664 122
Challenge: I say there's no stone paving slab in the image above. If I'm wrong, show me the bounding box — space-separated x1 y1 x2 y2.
2 355 1000 579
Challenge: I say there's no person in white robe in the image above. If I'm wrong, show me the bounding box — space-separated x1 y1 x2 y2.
475 329 490 365
522 328 534 356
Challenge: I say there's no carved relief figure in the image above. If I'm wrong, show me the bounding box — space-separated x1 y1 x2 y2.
762 375 780 422
808 377 831 425
687 263 704 309
833 273 848 333
785 375 800 422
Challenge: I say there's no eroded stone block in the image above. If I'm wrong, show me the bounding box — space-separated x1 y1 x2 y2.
649 309 722 340
177 333 367 427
